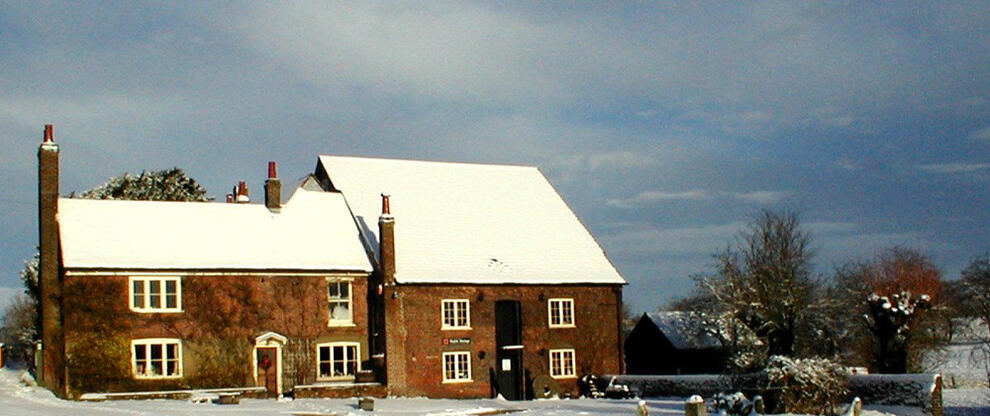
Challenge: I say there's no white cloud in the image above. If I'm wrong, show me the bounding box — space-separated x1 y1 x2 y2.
969 127 990 140
600 222 746 258
607 189 788 208
836 157 859 171
919 163 990 174
961 96 987 107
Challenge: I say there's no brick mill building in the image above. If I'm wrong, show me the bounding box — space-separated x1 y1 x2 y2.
36 126 627 399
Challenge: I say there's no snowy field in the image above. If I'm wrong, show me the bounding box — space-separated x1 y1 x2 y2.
0 369 986 416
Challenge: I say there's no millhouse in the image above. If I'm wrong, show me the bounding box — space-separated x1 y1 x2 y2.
36 125 627 400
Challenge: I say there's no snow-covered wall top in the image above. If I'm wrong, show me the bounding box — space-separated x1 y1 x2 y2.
317 155 626 285
58 187 373 272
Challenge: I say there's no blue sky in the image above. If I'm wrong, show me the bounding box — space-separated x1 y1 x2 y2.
1 2 988 314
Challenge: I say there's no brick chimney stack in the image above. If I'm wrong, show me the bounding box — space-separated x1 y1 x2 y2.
378 193 395 284
264 161 281 211
378 192 405 391
37 124 66 396
235 181 249 203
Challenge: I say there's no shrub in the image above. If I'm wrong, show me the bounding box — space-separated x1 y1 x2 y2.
764 355 848 415
66 334 132 394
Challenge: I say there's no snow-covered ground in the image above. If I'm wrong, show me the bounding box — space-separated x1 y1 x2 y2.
0 369 986 416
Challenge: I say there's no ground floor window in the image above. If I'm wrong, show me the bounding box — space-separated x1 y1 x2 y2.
549 349 576 379
442 351 472 383
317 342 359 380
132 339 182 378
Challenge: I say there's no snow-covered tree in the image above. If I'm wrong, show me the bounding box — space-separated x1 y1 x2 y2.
73 167 209 201
865 291 931 373
19 253 39 304
695 210 817 359
0 295 38 368
832 247 945 373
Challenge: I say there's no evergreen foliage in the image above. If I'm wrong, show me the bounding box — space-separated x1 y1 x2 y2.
74 168 209 202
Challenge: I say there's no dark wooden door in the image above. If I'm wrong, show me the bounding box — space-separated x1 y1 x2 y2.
256 347 278 396
495 300 524 400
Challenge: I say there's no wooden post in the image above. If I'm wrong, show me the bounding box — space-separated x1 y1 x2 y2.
636 400 648 416
685 395 706 416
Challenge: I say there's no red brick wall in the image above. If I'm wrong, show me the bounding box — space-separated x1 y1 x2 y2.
61 273 371 395
385 284 623 398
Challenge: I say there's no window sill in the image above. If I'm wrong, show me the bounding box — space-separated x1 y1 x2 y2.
441 327 472 331
133 375 183 380
316 376 357 382
131 309 184 314
442 379 473 384
548 324 576 329
550 374 577 380
328 322 356 328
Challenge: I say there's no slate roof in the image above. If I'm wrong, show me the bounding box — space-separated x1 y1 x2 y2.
316 155 626 285
645 312 723 350
58 187 373 272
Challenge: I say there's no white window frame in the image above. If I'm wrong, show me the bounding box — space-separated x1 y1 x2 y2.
441 299 471 330
316 342 361 380
327 279 354 326
129 276 182 313
131 338 182 379
442 351 472 383
548 298 575 328
549 349 576 379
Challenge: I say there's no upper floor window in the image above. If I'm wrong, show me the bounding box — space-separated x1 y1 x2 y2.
441 299 470 330
317 342 359 380
442 351 472 383
132 338 182 379
548 298 575 328
549 349 576 379
328 280 353 326
130 276 181 313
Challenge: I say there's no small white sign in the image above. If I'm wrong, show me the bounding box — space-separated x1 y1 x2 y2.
501 359 512 371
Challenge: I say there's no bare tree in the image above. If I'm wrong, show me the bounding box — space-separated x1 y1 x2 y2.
696 209 817 359
0 295 38 368
960 253 990 385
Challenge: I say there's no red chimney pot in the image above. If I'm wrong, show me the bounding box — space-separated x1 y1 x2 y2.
43 125 53 143
268 161 277 179
381 193 391 215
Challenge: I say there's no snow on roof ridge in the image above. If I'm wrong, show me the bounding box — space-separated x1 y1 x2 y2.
319 154 540 171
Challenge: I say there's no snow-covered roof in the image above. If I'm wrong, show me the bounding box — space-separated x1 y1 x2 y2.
645 312 722 350
316 155 626 285
58 187 373 272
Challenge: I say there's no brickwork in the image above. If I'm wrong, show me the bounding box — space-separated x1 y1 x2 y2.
384 284 623 398
37 128 65 396
60 273 371 396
